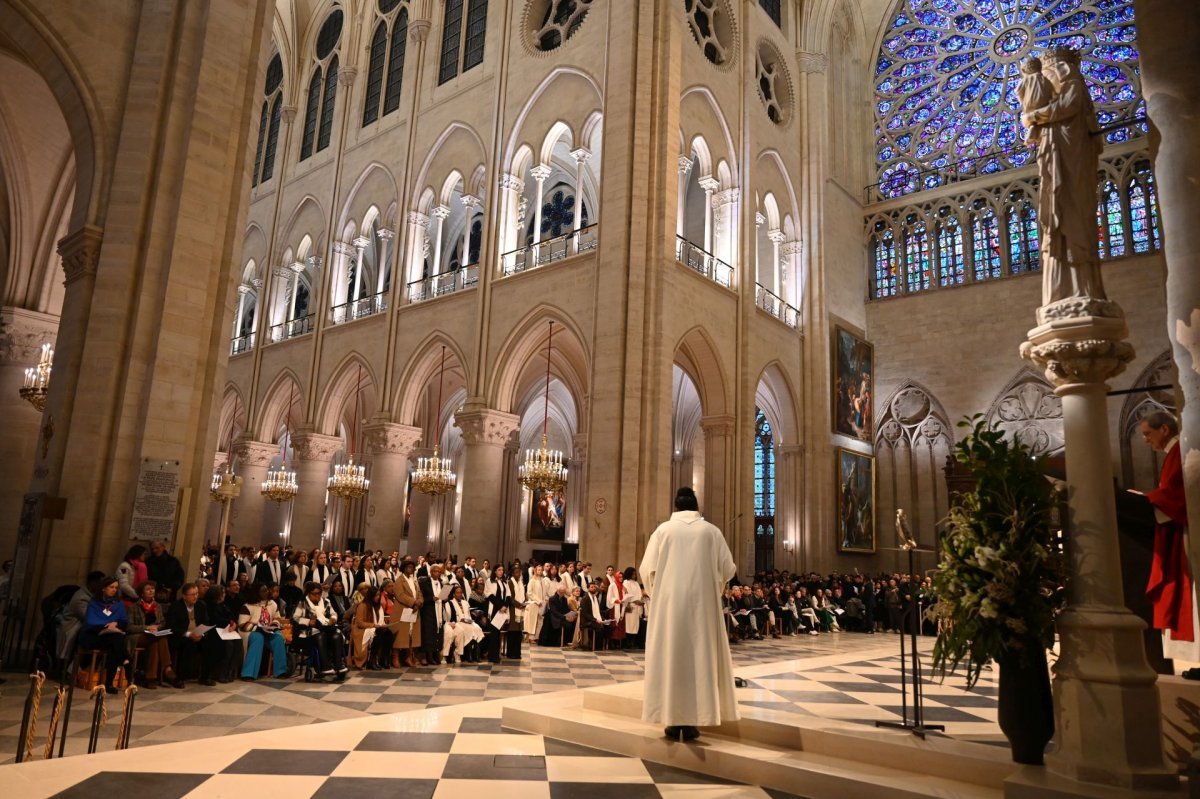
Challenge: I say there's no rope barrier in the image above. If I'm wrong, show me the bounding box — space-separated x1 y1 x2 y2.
114 684 138 750
42 686 68 760
21 671 45 763
86 686 107 755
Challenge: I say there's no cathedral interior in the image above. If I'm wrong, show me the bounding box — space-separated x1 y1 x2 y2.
0 1 1197 797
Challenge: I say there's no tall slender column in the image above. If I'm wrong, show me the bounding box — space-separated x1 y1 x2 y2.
231 439 279 546
351 236 369 314
363 422 422 552
233 284 249 339
375 228 394 299
404 211 430 289
570 148 591 252
454 408 520 563
698 176 720 254
330 241 354 317
498 441 520 563
566 432 588 545
460 195 479 267
782 241 804 314
1021 299 1175 791
496 173 524 268
430 205 450 277
530 164 552 245
405 446 432 558
776 444 803 574
290 431 340 552
768 229 785 296
700 414 737 570
677 157 693 238
713 187 741 282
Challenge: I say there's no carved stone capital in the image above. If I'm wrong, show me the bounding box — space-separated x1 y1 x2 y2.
58 225 103 287
233 438 280 467
530 164 553 182
781 240 804 256
376 228 395 241
1021 312 1135 387
362 422 422 456
570 147 592 165
755 212 766 226
678 156 694 174
697 176 720 193
768 229 786 244
431 204 451 220
460 194 480 209
291 431 342 462
281 105 298 125
333 241 356 257
337 66 358 87
237 283 253 295
407 210 430 228
0 307 59 365
409 19 431 43
455 408 521 447
700 414 735 437
795 50 829 74
498 173 524 192
713 187 740 207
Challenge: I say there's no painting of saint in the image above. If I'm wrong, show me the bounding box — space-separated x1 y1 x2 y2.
836 448 875 553
833 326 874 441
529 487 567 541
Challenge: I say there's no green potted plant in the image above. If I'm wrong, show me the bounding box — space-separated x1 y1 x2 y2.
930 414 1066 765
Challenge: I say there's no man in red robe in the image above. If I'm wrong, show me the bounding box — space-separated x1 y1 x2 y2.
1132 411 1192 642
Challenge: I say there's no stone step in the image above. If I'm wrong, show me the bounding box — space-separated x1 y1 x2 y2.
503 686 1010 799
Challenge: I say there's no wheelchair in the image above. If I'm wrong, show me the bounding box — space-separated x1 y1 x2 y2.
293 625 348 683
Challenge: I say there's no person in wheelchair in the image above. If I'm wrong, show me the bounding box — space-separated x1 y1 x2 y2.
292 582 348 679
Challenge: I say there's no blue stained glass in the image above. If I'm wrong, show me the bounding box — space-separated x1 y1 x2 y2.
1100 181 1125 258
1129 181 1151 253
972 208 1002 281
937 215 965 285
905 221 932 293
875 0 1144 197
873 231 898 293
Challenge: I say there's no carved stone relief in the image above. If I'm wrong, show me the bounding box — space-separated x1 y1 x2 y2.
985 368 1064 457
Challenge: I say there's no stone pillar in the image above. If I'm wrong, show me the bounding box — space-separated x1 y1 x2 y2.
566 432 588 546
231 439 279 546
713 187 740 281
769 229 786 297
1021 300 1177 793
363 422 422 552
498 440 521 563
782 241 804 313
676 157 693 238
496 173 524 267
405 447 432 558
430 205 450 277
700 414 736 565
290 431 340 552
776 444 803 573
570 147 591 253
375 228 394 297
460 195 480 268
454 408 520 562
331 241 354 318
403 211 429 289
698 176 719 254
530 164 552 245
351 236 369 313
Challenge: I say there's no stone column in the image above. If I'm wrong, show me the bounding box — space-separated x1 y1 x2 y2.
676 157 693 238
231 439 279 546
233 284 249 339
454 408 520 562
290 431 340 552
530 164 552 245
768 229 786 297
496 173 524 269
713 187 740 283
700 414 736 565
351 236 369 314
498 440 521 563
403 211 429 290
782 241 804 314
566 432 588 546
776 444 803 573
363 422 422 552
331 242 354 320
460 194 480 267
570 147 591 253
404 446 433 558
375 228 394 298
1021 300 1176 793
698 176 719 254
430 205 450 278
1134 0 1200 664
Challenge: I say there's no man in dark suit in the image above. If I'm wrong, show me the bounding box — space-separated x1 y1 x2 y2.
147 540 186 599
578 579 607 649
165 582 220 686
252 544 284 587
418 564 446 665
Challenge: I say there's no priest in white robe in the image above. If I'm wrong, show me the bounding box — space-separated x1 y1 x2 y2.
639 486 739 740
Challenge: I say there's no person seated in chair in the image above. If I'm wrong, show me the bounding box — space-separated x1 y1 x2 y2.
578 579 608 649
166 582 221 687
539 584 575 648
79 576 130 694
293 581 348 678
442 584 484 663
237 582 288 680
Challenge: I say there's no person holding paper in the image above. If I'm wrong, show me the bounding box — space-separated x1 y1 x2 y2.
509 565 527 633
484 564 519 661
539 584 574 647
390 560 422 667
80 576 130 694
166 582 222 686
442 585 484 663
205 585 243 682
237 582 288 680
524 564 546 643
615 567 644 650
639 487 738 742
418 564 447 665
352 585 393 670
294 581 349 677
124 580 176 688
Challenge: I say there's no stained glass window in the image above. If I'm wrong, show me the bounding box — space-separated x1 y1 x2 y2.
1100 179 1125 258
1006 195 1039 274
754 408 775 572
971 203 1001 281
252 102 267 187
874 0 1145 199
363 22 387 127
439 0 465 85
262 96 282 182
759 0 781 27
905 216 931 293
300 67 321 160
383 10 408 116
872 224 898 298
1129 179 1150 253
463 0 488 71
936 212 964 286
1145 172 1161 251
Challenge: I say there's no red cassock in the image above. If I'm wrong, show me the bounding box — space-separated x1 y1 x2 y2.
1146 442 1192 641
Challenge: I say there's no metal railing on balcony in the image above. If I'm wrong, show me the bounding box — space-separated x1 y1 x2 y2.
501 224 598 276
329 291 388 326
755 284 800 328
675 236 734 289
268 314 315 343
230 333 256 355
407 264 479 304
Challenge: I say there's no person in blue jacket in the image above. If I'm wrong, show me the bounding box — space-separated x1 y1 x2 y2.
79 575 129 693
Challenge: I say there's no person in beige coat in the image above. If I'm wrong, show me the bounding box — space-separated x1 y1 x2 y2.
390 560 423 666
524 564 546 641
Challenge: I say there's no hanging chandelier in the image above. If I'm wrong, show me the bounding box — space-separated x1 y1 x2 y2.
211 394 244 503
19 343 54 411
328 365 370 499
262 383 299 503
519 322 568 493
413 346 457 496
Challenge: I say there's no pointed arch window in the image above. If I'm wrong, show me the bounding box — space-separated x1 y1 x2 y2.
970 202 1001 281
871 222 897 299
439 0 488 85
1098 179 1125 259
754 408 776 572
758 0 782 27
904 215 931 293
1006 196 1039 275
301 10 343 160
363 23 387 127
383 9 409 115
253 53 284 186
364 2 410 127
936 212 964 286
1129 169 1160 254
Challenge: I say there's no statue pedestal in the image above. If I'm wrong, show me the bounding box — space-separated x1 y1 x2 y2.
1021 305 1178 793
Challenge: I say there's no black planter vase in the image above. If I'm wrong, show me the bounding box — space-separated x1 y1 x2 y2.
997 643 1055 765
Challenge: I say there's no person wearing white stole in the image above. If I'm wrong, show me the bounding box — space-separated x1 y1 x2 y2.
525 565 546 641
442 585 485 662
509 570 527 631
639 487 738 741
615 567 644 648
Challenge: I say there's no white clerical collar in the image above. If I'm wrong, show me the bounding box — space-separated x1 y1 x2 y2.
671 510 703 523
1166 436 1179 454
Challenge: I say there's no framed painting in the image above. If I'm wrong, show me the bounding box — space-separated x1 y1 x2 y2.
529 486 567 542
832 325 874 441
836 448 875 553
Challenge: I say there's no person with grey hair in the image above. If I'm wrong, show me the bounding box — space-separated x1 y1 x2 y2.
1131 409 1196 664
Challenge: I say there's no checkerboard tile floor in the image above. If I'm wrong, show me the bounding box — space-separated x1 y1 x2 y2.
43 716 811 799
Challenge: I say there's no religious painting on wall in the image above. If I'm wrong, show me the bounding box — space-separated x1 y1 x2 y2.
836 448 875 554
529 487 567 542
833 325 874 441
